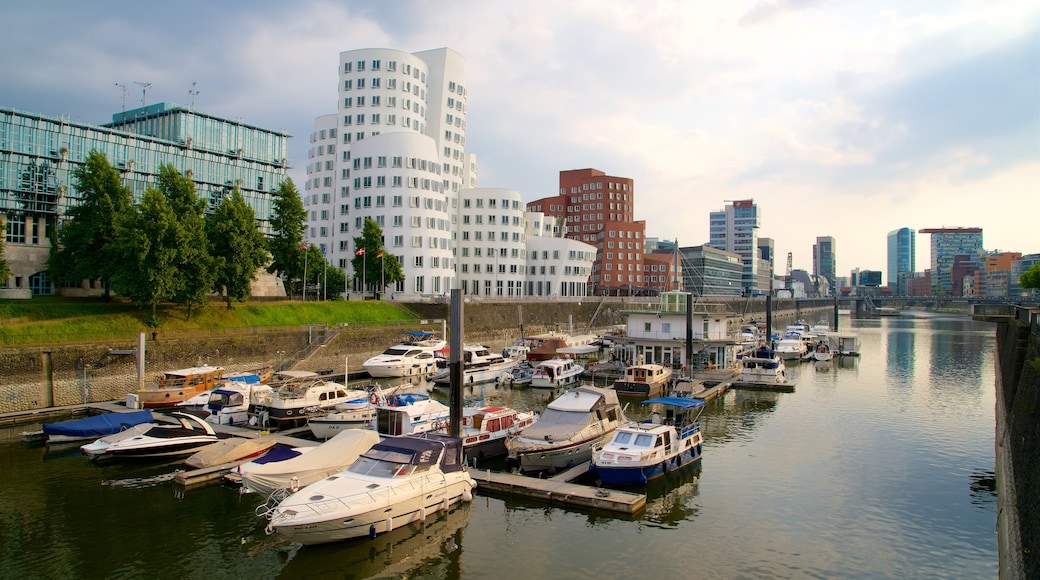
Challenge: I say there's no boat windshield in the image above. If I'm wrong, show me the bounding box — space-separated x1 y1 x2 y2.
348 456 413 478
533 408 591 427
382 347 411 356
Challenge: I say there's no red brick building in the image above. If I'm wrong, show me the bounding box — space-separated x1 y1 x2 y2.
526 168 647 295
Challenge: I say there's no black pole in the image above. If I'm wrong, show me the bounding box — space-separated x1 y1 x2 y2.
449 289 464 437
833 297 839 331
685 293 694 377
766 295 773 348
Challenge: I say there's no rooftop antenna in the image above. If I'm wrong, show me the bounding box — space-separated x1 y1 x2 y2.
133 81 152 107
188 81 199 110
114 83 127 115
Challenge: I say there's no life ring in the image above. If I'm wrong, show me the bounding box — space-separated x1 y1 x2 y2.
369 392 379 405
387 395 398 406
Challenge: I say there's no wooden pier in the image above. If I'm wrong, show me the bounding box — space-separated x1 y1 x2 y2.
474 467 646 515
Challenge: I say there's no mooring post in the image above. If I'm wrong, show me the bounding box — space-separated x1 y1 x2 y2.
449 289 463 437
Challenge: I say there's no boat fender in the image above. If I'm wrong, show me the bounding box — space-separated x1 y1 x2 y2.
369 392 379 405
387 395 397 406
663 460 670 474
419 507 426 522
286 409 293 416
442 498 450 512
462 487 473 502
369 524 377 539
639 473 648 485
289 476 299 493
385 517 394 533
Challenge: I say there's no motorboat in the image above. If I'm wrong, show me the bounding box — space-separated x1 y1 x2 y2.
362 331 445 378
831 331 861 357
82 412 220 462
242 429 382 497
184 437 276 469
811 322 831 338
775 331 808 361
613 363 673 398
529 358 584 389
373 392 450 436
459 406 537 463
132 366 226 409
497 361 534 387
225 446 316 489
812 340 833 362
430 344 519 386
306 389 379 439
42 410 154 444
739 348 788 384
248 371 368 429
505 385 626 474
180 380 273 426
265 434 476 545
525 332 599 362
590 396 705 486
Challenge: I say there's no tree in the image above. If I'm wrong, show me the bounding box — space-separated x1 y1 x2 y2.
156 164 215 320
206 188 268 309
300 244 345 300
266 179 307 298
109 188 179 320
1021 263 1040 290
0 231 11 286
48 150 132 297
352 218 403 298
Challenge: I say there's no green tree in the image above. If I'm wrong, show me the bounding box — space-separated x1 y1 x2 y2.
48 150 132 297
300 245 345 300
0 230 11 286
1020 263 1040 290
266 179 307 298
352 218 402 298
206 187 268 309
110 188 179 320
156 165 215 320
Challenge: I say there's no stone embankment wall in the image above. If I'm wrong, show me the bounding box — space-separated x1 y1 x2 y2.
995 316 1039 580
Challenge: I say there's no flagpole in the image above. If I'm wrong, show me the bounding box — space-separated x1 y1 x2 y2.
363 251 366 298
303 243 308 302
380 252 385 299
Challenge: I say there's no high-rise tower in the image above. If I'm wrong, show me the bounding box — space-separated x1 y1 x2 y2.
887 228 916 295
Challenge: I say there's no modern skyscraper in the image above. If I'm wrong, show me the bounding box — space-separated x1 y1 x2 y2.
708 199 763 294
887 227 916 295
920 227 983 295
812 236 836 296
527 168 646 295
306 48 475 297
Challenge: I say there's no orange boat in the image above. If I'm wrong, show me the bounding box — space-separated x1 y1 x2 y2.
135 366 226 409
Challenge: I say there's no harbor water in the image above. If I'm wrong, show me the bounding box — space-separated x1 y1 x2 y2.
0 312 998 578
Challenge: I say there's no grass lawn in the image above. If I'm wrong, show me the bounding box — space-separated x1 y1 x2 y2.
0 296 416 345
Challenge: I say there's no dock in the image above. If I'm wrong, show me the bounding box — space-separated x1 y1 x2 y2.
474 467 645 515
731 380 796 392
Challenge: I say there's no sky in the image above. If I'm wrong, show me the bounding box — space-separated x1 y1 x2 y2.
2 0 1037 278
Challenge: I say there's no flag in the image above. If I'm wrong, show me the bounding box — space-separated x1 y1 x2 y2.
355 247 365 256
300 243 308 250
376 251 384 258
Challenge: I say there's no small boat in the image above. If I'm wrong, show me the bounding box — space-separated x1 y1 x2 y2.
184 437 276 469
529 357 584 389
180 380 273 426
248 371 367 429
82 412 220 462
775 331 808 361
362 331 445 378
42 410 154 444
242 429 382 497
373 392 450 436
613 363 673 398
430 344 519 386
812 341 833 362
265 434 476 545
591 396 705 486
306 389 379 439
459 406 537 463
225 446 316 489
497 361 534 387
811 322 831 338
133 366 226 409
740 348 788 384
831 331 861 357
506 385 627 474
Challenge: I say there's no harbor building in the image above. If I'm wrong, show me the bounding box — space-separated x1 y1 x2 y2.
524 211 596 298
887 227 916 295
527 168 646 296
0 105 289 296
305 48 475 297
1009 253 1040 299
707 199 766 295
920 227 983 296
812 236 837 297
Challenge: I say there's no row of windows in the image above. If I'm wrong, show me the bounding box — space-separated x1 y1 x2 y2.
560 181 631 194
344 59 426 84
462 198 521 210
461 215 523 226
343 77 425 100
459 247 523 258
459 231 523 242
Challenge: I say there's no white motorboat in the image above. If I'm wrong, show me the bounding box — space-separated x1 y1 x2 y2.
529 358 584 389
373 392 450 436
225 446 316 489
812 340 833 362
42 410 154 444
82 412 220 462
266 434 476 545
430 344 519 386
775 331 808 361
506 385 626 474
811 322 831 338
459 405 537 463
180 380 273 426
242 429 382 497
591 396 705 486
248 371 367 429
362 331 445 378
739 348 788 384
612 363 673 398
306 390 379 439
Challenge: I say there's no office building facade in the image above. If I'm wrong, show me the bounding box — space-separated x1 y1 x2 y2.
920 227 983 295
886 227 916 295
708 199 764 294
813 236 836 296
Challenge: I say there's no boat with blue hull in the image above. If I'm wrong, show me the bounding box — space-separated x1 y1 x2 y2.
590 397 705 486
42 410 155 443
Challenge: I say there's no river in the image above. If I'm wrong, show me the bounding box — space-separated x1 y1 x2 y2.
0 312 998 578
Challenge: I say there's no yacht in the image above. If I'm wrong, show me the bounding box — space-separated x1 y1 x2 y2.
529 358 584 389
775 331 808 361
612 363 673 398
459 406 537 463
248 371 368 429
81 412 220 462
430 345 519 386
739 348 788 384
362 331 445 378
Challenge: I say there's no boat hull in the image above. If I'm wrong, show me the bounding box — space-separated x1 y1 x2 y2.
592 447 702 486
514 434 610 473
612 381 667 398
431 361 516 386
308 412 376 439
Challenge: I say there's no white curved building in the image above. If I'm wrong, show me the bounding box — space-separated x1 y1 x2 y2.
456 188 528 298
305 47 475 298
525 212 596 298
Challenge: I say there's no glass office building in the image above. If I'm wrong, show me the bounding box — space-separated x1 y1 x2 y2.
887 227 916 295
